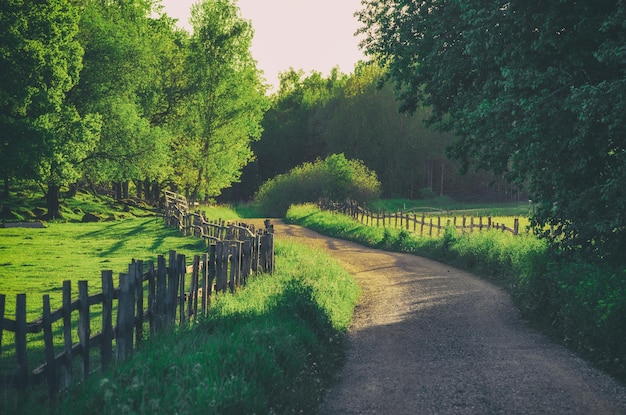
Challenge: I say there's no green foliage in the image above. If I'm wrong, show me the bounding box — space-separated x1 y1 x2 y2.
357 0 626 261
287 203 626 382
28 239 358 415
172 0 268 201
0 0 100 216
235 62 509 202
254 154 381 217
71 0 172 188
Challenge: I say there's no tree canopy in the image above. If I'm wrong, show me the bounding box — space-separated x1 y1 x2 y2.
2 0 268 214
0 0 101 217
231 63 510 202
358 0 626 260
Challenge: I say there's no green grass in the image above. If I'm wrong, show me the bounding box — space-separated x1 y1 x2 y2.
286 203 626 385
19 239 359 415
0 217 204 318
0 194 360 414
369 198 533 217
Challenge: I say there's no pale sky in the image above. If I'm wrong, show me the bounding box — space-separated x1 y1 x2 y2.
159 0 366 92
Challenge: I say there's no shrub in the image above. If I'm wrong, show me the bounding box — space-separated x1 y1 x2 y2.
254 154 381 217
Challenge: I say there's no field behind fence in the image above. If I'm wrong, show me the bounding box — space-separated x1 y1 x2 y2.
0 192 274 401
320 199 526 236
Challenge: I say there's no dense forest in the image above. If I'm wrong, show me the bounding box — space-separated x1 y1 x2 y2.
3 0 626 260
1 0 268 218
0 0 517 222
225 64 516 202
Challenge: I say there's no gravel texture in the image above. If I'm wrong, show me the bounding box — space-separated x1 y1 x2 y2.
272 221 626 415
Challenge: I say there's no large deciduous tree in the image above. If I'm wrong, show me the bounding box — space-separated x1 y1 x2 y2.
177 0 268 202
70 0 171 199
358 0 626 260
0 0 101 217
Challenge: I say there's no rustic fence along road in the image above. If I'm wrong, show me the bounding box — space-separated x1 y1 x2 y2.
319 199 521 236
0 191 274 400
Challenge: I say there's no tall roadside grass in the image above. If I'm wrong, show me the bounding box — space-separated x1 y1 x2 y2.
26 239 359 415
286 204 626 384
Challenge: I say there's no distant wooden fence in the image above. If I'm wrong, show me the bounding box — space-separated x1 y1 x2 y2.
0 192 275 400
319 199 521 236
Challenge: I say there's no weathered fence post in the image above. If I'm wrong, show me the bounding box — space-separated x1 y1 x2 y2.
78 280 90 380
166 250 178 325
147 261 156 334
42 294 58 399
187 255 200 321
178 254 186 326
208 244 217 295
0 294 5 361
131 261 143 346
116 272 134 362
62 280 72 389
14 294 28 392
229 242 241 293
242 239 252 285
101 270 114 370
155 255 167 333
202 252 210 314
216 242 228 293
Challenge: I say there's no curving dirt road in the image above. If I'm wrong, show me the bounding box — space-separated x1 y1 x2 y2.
272 220 626 415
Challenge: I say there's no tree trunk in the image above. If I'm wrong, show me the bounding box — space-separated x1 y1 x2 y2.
144 181 152 203
440 160 445 197
113 182 122 200
67 182 78 198
135 180 143 200
46 184 62 220
151 181 161 205
3 176 9 199
122 181 129 199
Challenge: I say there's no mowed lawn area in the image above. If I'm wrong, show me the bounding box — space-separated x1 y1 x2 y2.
0 217 206 319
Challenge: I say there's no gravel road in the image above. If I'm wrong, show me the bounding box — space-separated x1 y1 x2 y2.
272 220 626 415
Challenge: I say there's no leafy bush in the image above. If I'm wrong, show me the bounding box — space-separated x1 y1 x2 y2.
254 154 381 217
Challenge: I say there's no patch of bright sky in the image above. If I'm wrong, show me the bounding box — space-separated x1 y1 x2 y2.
159 0 366 92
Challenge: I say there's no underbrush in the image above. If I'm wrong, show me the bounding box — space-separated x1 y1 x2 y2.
286 203 626 383
25 239 359 414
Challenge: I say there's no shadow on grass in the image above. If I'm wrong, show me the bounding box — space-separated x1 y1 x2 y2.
15 278 345 415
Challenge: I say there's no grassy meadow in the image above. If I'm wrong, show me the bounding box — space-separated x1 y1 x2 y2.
0 195 360 414
31 239 359 415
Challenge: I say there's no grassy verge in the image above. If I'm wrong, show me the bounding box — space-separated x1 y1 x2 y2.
25 239 359 415
369 197 533 217
0 217 205 318
286 203 626 384
1 195 359 414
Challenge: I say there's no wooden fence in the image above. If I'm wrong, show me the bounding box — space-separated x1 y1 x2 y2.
319 199 521 236
0 192 275 400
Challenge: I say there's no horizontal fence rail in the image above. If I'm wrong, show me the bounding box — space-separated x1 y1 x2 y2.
0 192 275 400
319 199 521 236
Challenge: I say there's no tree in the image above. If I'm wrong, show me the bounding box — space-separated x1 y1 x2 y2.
175 0 268 201
70 0 171 199
358 0 626 260
0 0 100 217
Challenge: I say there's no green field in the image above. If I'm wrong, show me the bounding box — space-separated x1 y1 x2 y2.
0 199 359 414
